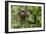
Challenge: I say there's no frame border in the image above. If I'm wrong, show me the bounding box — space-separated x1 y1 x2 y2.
5 1 45 33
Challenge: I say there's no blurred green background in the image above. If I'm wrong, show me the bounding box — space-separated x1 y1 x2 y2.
11 5 42 29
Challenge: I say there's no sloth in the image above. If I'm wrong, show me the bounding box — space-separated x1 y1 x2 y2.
18 10 35 24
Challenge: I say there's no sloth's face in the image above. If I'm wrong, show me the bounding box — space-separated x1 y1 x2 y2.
19 10 28 18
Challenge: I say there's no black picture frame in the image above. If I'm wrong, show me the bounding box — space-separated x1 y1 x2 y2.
5 1 45 33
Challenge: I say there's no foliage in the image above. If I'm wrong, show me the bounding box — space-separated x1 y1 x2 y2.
11 5 41 29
